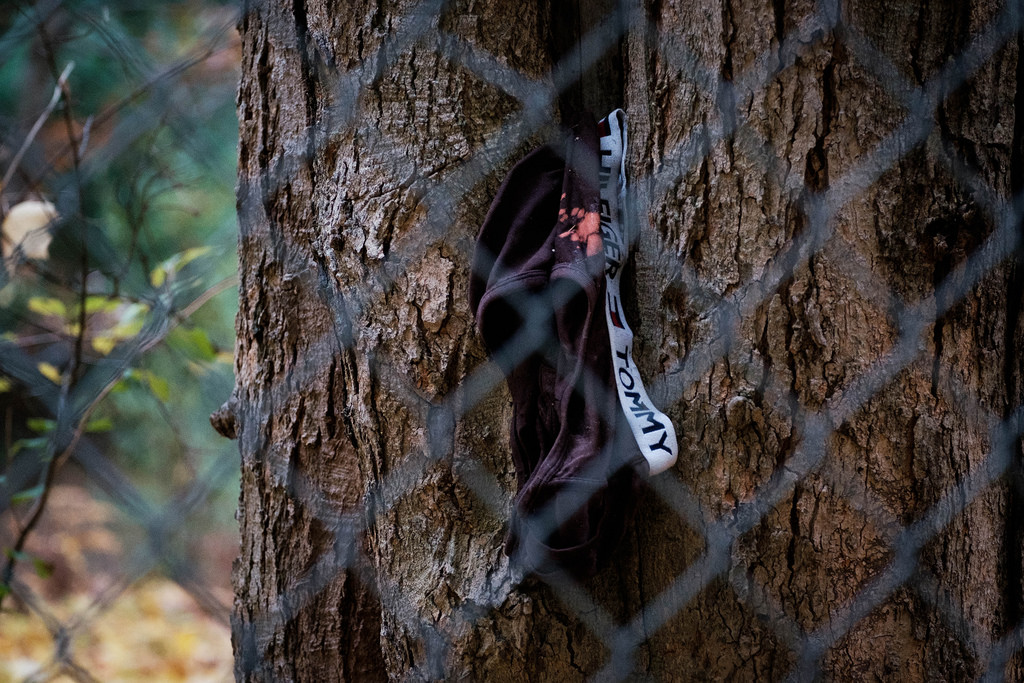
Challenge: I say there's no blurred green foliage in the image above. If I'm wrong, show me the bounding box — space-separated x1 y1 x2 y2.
0 0 241 587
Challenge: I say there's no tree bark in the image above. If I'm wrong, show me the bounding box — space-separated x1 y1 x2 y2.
231 0 1024 679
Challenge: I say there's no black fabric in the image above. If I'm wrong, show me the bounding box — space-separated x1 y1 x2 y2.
470 115 645 579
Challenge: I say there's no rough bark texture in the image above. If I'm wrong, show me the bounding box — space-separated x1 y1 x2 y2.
231 0 1023 679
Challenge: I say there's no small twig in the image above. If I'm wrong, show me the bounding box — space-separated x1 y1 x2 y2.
0 337 128 609
0 28 87 609
0 269 232 605
2 406 11 470
1 390 101 605
8 332 62 346
38 16 236 176
77 114 93 158
0 377 72 608
0 61 74 194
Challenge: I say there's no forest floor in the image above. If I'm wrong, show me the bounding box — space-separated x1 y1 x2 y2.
0 482 235 682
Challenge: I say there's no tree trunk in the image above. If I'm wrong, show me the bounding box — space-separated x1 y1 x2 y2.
230 0 1023 679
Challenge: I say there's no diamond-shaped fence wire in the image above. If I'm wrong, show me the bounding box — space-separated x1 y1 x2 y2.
1 0 1023 680
1 1 238 680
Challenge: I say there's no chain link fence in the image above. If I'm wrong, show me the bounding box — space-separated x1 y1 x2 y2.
1 0 239 679
3 0 1024 680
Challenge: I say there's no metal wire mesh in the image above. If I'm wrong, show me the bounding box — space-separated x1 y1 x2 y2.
2 0 1023 680
0 1 238 680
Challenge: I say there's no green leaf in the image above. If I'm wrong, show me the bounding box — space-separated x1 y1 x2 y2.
1 549 52 579
32 557 53 579
168 326 216 362
0 376 12 393
117 369 170 400
109 317 145 340
10 485 44 504
82 295 121 315
26 418 54 433
92 334 117 355
119 302 150 322
91 303 149 355
151 265 168 288
111 303 148 337
143 371 170 402
151 246 212 287
27 297 66 317
85 417 114 432
9 436 47 457
37 362 62 384
177 246 213 268
16 436 48 450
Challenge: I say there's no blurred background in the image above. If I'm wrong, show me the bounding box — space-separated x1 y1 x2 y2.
0 1 240 680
